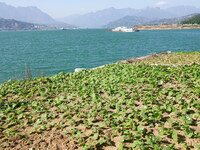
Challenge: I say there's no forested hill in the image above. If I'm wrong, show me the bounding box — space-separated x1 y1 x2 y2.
181 14 200 24
0 18 37 31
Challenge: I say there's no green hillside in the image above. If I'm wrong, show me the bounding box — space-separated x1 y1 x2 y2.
0 52 200 149
181 14 200 24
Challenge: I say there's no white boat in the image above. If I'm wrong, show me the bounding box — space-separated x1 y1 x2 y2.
111 26 134 32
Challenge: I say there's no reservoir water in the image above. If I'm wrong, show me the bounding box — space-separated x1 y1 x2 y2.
0 29 200 83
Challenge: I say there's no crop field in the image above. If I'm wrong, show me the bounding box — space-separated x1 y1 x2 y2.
0 52 200 149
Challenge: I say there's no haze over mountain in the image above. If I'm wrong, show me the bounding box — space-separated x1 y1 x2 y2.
59 6 200 28
0 2 69 26
165 6 200 17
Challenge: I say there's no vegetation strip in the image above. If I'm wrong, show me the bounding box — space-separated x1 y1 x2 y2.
0 52 200 149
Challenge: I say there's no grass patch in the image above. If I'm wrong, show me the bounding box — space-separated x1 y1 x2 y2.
0 52 200 149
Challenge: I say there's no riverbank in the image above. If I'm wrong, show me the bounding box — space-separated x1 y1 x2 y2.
0 52 199 149
134 24 200 30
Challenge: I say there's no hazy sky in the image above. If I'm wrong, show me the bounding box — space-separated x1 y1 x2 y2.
0 0 200 18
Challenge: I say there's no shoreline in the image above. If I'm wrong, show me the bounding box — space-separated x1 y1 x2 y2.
90 51 200 70
90 52 170 70
85 51 199 71
134 24 200 30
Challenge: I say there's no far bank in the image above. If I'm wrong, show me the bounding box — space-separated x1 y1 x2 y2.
134 24 200 30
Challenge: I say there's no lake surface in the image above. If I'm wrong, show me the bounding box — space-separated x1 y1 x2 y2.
0 29 200 83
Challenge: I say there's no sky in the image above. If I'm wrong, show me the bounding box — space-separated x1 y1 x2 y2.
0 0 200 18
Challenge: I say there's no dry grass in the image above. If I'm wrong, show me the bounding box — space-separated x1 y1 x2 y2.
124 51 200 66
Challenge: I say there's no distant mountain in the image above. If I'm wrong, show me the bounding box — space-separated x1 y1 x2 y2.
146 14 197 25
59 7 173 28
103 16 152 28
181 14 200 24
59 7 138 28
0 18 38 30
0 2 72 26
60 6 200 28
103 14 197 28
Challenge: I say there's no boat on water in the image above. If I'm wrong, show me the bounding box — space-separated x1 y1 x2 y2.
110 26 139 32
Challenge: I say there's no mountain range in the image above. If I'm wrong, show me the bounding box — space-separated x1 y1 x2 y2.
1 2 200 28
59 6 200 28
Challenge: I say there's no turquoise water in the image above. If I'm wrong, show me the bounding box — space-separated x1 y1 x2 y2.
0 29 200 83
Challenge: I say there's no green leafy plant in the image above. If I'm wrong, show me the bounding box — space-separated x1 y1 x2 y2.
0 52 199 149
